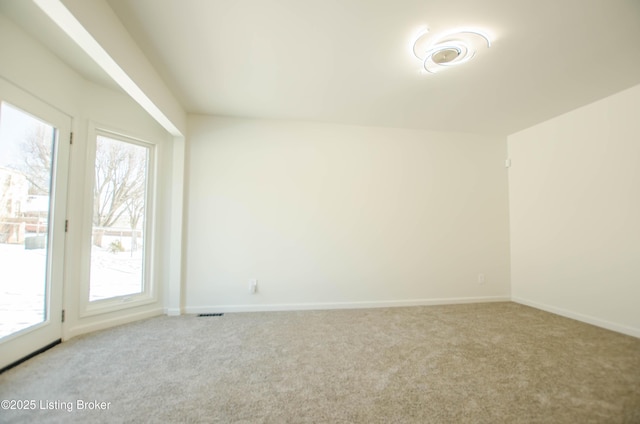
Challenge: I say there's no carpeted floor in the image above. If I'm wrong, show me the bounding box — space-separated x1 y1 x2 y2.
1 302 639 423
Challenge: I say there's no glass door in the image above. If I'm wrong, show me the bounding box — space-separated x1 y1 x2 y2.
0 78 70 370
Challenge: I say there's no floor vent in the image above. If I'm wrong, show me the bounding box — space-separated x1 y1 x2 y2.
198 313 224 317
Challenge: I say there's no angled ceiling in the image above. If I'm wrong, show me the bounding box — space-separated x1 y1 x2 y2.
105 0 640 135
6 1 640 136
0 0 120 91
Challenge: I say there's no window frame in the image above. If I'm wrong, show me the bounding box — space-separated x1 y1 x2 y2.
78 124 158 317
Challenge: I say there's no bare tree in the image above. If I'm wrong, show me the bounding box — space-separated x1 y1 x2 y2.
125 177 146 253
18 130 147 249
19 125 53 195
93 137 147 247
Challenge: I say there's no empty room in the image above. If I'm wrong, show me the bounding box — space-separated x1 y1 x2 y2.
0 0 639 422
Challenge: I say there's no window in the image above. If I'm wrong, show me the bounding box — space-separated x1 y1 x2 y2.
85 130 155 307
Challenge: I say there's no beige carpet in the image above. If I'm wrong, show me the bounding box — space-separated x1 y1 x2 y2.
1 302 639 423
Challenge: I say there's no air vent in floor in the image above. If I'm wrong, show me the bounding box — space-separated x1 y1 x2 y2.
198 313 224 317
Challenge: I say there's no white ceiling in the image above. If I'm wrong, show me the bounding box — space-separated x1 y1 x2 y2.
5 1 640 136
105 0 640 135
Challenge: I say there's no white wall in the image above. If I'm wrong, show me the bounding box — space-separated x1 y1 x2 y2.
509 84 640 337
185 116 511 312
0 12 174 338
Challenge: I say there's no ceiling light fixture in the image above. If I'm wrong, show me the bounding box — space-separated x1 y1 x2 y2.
412 28 491 74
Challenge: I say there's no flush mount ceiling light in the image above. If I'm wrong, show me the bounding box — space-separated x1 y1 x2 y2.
412 28 491 74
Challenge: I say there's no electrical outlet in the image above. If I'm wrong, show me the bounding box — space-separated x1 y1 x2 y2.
478 273 486 284
249 279 258 294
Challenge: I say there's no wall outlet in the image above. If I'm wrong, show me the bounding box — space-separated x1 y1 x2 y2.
478 273 486 284
249 279 258 294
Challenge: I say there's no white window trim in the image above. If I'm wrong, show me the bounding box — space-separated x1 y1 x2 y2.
78 123 158 318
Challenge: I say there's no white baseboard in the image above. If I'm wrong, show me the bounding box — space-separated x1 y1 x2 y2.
185 295 511 314
512 297 640 339
63 308 164 340
165 308 181 316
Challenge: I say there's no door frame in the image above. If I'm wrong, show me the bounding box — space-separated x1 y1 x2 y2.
0 77 71 371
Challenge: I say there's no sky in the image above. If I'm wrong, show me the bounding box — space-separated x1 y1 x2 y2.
0 101 54 169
